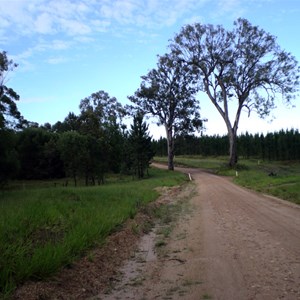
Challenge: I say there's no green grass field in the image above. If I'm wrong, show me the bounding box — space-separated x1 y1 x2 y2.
154 156 300 205
234 160 300 204
0 168 187 296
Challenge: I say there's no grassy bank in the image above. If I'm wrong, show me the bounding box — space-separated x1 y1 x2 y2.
234 160 300 205
0 167 187 296
154 156 300 205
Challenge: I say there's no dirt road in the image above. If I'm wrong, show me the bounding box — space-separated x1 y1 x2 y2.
98 165 300 300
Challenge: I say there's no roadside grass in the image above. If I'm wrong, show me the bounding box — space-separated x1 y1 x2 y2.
154 156 300 204
154 155 229 170
0 167 187 297
234 161 300 205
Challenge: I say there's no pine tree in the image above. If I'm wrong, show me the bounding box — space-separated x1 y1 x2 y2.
128 113 154 178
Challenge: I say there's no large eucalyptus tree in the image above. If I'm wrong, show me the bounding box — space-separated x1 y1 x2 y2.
128 53 202 170
170 18 299 167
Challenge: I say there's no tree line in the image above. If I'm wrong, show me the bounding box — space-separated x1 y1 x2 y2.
0 65 154 186
1 16 299 180
153 129 300 161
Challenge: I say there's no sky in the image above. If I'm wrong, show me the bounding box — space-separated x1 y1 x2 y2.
0 0 299 139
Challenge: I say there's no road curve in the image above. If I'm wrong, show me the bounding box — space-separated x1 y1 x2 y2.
95 164 300 300
153 164 300 299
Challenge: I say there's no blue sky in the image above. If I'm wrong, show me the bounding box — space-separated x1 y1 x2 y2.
0 0 299 138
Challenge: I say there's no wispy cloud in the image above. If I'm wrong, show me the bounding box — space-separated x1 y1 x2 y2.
0 0 94 38
0 0 212 39
34 12 56 34
0 0 254 68
46 56 68 64
213 0 246 20
8 38 72 71
97 0 210 28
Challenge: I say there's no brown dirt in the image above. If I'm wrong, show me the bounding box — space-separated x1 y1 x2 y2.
13 165 300 300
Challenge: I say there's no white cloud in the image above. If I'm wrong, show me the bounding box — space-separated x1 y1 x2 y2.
31 39 72 52
42 0 85 19
0 15 10 29
91 19 111 32
35 12 55 34
59 18 91 35
97 0 209 28
100 0 139 24
50 39 71 50
0 0 94 37
0 0 256 68
0 0 213 40
8 38 72 71
10 49 37 72
0 28 9 44
73 36 95 43
0 0 35 35
215 0 246 19
184 15 205 25
46 56 68 64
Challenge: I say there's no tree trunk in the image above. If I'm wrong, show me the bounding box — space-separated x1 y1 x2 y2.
166 126 174 171
228 129 238 168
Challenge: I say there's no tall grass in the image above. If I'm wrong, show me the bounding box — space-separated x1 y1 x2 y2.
0 167 187 296
234 161 300 205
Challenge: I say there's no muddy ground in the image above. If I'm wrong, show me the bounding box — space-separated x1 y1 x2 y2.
13 165 300 300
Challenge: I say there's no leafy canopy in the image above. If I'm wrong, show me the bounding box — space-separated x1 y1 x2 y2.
170 18 300 120
0 51 24 129
128 53 202 137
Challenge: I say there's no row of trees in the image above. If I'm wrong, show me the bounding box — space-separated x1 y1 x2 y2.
0 51 155 185
1 111 154 185
153 129 300 161
1 17 300 180
0 52 155 185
